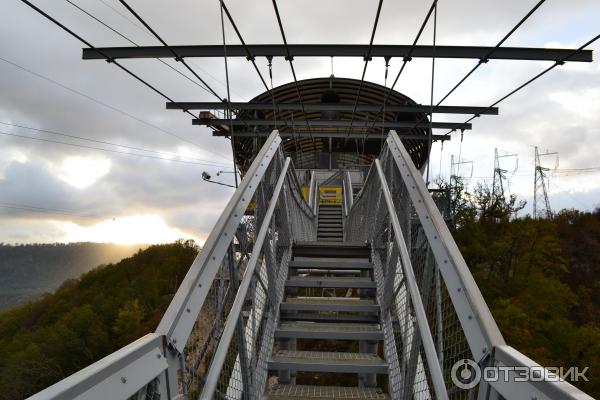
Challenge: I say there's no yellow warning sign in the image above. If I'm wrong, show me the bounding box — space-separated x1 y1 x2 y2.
319 187 343 204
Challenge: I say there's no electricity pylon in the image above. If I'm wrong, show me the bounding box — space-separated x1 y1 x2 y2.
533 146 558 219
492 148 518 203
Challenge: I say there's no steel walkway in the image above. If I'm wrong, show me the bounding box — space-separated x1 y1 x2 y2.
28 131 594 400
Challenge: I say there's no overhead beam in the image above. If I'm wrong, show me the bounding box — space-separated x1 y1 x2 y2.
193 119 471 130
82 44 593 62
168 102 498 115
212 131 450 141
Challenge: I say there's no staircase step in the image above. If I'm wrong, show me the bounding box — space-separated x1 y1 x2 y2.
289 260 373 270
267 384 389 400
281 297 379 313
286 276 375 289
275 321 383 340
280 312 379 323
269 350 388 374
294 242 369 258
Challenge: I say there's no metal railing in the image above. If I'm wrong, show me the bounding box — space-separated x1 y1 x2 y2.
346 130 592 400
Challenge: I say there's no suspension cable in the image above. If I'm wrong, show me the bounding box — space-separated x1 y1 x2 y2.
270 0 314 147
362 0 438 137
425 3 437 187
346 0 384 143
64 0 216 98
437 0 545 106
116 0 222 100
443 33 600 138
407 0 547 134
379 57 390 149
219 1 238 188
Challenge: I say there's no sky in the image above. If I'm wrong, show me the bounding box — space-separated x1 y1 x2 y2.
0 0 599 245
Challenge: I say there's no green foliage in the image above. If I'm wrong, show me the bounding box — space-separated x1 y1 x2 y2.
0 240 198 399
447 182 600 397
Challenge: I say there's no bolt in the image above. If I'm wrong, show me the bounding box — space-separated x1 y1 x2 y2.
157 354 162 359
121 377 127 384
186 308 190 313
468 315 473 320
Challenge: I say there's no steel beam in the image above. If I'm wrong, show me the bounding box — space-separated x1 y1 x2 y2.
168 102 499 115
83 44 593 62
212 131 449 141
194 119 470 130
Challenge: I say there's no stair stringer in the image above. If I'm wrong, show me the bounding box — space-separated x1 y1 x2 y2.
253 248 292 399
372 247 403 399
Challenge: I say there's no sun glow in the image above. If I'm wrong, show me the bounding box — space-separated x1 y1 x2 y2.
61 214 196 245
57 156 111 189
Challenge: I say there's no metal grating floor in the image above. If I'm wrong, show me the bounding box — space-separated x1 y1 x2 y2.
273 350 384 364
284 297 376 306
278 321 380 333
268 384 389 399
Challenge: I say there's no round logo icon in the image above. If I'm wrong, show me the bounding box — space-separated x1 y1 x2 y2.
451 359 481 389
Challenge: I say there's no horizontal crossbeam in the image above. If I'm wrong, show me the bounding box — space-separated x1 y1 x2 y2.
82 44 593 62
194 119 471 130
212 131 449 141
167 102 498 115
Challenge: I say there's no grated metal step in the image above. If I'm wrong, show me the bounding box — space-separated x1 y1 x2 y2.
268 350 388 374
286 276 375 289
293 242 370 258
289 260 373 270
267 384 389 400
279 312 379 323
281 297 379 313
275 321 383 340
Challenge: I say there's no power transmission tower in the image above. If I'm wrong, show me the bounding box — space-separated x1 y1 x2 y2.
492 148 518 202
450 154 473 188
533 146 558 219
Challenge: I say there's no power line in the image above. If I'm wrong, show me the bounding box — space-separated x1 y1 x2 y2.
17 0 232 162
0 130 229 167
0 202 94 219
0 55 230 159
0 121 229 166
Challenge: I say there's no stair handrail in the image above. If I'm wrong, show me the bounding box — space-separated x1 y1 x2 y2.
346 130 593 400
200 157 292 399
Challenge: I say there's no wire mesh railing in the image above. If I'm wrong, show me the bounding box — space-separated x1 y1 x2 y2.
345 130 593 400
181 154 315 399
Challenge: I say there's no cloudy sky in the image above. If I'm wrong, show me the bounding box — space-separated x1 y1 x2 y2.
0 0 598 244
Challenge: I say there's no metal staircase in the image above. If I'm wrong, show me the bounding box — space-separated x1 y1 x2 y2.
29 130 594 400
269 241 387 399
317 205 344 241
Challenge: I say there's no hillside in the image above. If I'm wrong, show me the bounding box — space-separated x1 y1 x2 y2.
0 240 198 399
0 242 143 309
